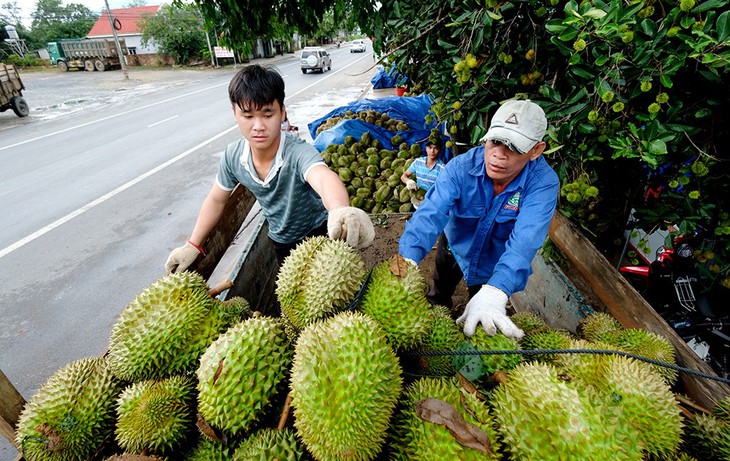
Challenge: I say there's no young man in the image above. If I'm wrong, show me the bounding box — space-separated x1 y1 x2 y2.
400 138 445 192
166 65 374 274
399 99 559 340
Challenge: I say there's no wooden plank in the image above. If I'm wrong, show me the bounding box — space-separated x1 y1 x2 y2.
189 185 256 280
548 212 730 408
0 369 24 449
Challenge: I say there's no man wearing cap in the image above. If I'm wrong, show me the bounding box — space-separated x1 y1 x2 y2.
398 99 559 340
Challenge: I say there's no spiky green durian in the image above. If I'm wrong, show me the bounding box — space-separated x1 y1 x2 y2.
232 428 307 460
715 396 730 422
602 328 678 384
510 310 549 336
276 237 366 331
572 354 682 458
671 453 699 461
108 272 238 381
359 256 433 350
115 375 196 455
220 296 252 323
17 357 124 461
197 317 292 438
291 311 402 461
418 305 464 376
469 329 521 375
684 413 730 460
577 312 623 342
491 362 642 461
183 438 234 460
390 377 501 460
105 455 166 461
520 330 573 363
552 338 625 377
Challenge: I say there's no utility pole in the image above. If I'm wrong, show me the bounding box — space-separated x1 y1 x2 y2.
104 0 129 80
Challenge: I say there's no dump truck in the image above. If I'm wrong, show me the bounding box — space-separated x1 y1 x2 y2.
46 38 127 72
0 63 29 117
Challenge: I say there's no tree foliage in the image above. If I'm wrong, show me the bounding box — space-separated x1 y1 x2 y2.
140 4 208 65
26 0 98 50
202 0 729 288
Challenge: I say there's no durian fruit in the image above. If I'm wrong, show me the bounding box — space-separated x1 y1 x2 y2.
510 310 549 336
469 329 521 375
276 236 366 331
571 354 683 459
714 395 730 422
219 296 252 323
418 305 465 376
108 272 242 382
577 311 623 342
290 311 402 461
16 357 124 461
232 428 307 460
602 328 678 385
684 412 730 460
115 375 196 455
552 338 625 377
491 362 643 461
390 377 501 460
520 329 573 363
359 256 434 350
104 455 166 461
197 317 292 438
183 438 234 460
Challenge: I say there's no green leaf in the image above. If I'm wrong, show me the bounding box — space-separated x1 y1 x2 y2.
558 28 580 41
583 8 608 19
487 10 502 20
569 52 581 65
717 11 730 43
646 140 668 155
660 74 674 88
578 123 598 134
570 66 596 79
641 19 658 36
545 20 566 33
594 55 609 66
694 0 726 13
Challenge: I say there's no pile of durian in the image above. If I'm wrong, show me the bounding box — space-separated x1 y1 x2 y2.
322 131 429 213
315 109 411 136
15 238 730 460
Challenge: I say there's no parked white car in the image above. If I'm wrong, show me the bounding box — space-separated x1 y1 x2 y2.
350 39 366 53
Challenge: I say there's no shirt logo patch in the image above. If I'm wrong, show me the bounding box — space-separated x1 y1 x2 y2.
505 113 518 125
505 191 520 211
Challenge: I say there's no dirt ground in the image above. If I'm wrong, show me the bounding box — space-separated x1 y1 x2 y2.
357 213 470 317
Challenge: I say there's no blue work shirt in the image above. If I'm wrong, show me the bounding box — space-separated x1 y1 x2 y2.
399 145 559 296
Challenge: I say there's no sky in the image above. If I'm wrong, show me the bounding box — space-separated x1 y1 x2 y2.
14 0 132 27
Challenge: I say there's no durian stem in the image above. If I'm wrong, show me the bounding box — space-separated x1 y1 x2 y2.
277 392 293 429
208 278 233 298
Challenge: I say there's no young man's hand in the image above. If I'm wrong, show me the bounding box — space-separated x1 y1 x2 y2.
165 241 204 274
405 179 418 191
456 285 524 340
327 206 375 249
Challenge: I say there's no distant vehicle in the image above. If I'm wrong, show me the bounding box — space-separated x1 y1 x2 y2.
350 39 366 53
300 47 332 74
0 63 29 117
47 38 128 72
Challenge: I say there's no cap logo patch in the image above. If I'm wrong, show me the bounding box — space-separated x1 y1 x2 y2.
505 113 519 125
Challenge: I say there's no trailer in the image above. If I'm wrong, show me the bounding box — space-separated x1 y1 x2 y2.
46 38 127 72
0 63 29 117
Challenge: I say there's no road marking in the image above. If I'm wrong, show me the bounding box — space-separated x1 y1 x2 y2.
147 115 179 128
0 126 238 259
0 82 229 152
0 54 373 259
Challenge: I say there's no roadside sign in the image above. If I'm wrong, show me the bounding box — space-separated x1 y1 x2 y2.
214 46 234 58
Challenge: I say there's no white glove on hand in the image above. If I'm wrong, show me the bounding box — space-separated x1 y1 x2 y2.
327 206 375 249
165 241 203 274
456 285 524 340
406 179 418 191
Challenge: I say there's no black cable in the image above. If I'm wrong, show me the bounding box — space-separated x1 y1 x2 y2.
405 348 730 384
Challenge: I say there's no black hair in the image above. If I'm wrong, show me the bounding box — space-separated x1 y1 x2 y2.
228 64 285 112
426 138 442 150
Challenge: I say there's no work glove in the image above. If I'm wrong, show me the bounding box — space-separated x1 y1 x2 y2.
165 241 203 274
327 206 375 249
406 179 418 191
456 285 524 340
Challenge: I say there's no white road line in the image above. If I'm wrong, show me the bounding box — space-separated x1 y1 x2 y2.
147 115 179 128
0 82 229 152
0 126 238 259
0 55 373 259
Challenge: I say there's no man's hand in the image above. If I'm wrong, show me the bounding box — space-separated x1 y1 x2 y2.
165 241 203 274
327 206 375 249
406 179 418 191
456 285 524 340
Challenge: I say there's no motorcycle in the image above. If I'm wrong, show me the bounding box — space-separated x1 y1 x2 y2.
619 227 730 377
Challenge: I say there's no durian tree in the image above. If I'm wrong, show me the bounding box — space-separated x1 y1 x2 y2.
191 0 730 296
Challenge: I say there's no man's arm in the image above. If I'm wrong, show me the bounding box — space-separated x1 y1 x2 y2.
305 164 349 210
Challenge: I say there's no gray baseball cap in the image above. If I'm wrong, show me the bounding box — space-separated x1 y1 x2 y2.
483 100 547 154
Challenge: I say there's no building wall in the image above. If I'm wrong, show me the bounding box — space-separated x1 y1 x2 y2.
87 34 158 55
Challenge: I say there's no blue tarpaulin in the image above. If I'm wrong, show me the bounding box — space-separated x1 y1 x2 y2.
370 65 408 89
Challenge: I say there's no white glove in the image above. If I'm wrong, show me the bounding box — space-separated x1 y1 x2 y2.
456 285 524 340
327 206 375 249
406 179 418 191
165 241 203 274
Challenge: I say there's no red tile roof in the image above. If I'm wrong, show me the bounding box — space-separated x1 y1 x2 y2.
87 5 160 37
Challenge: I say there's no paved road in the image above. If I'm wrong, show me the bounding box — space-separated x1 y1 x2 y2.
0 45 379 457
